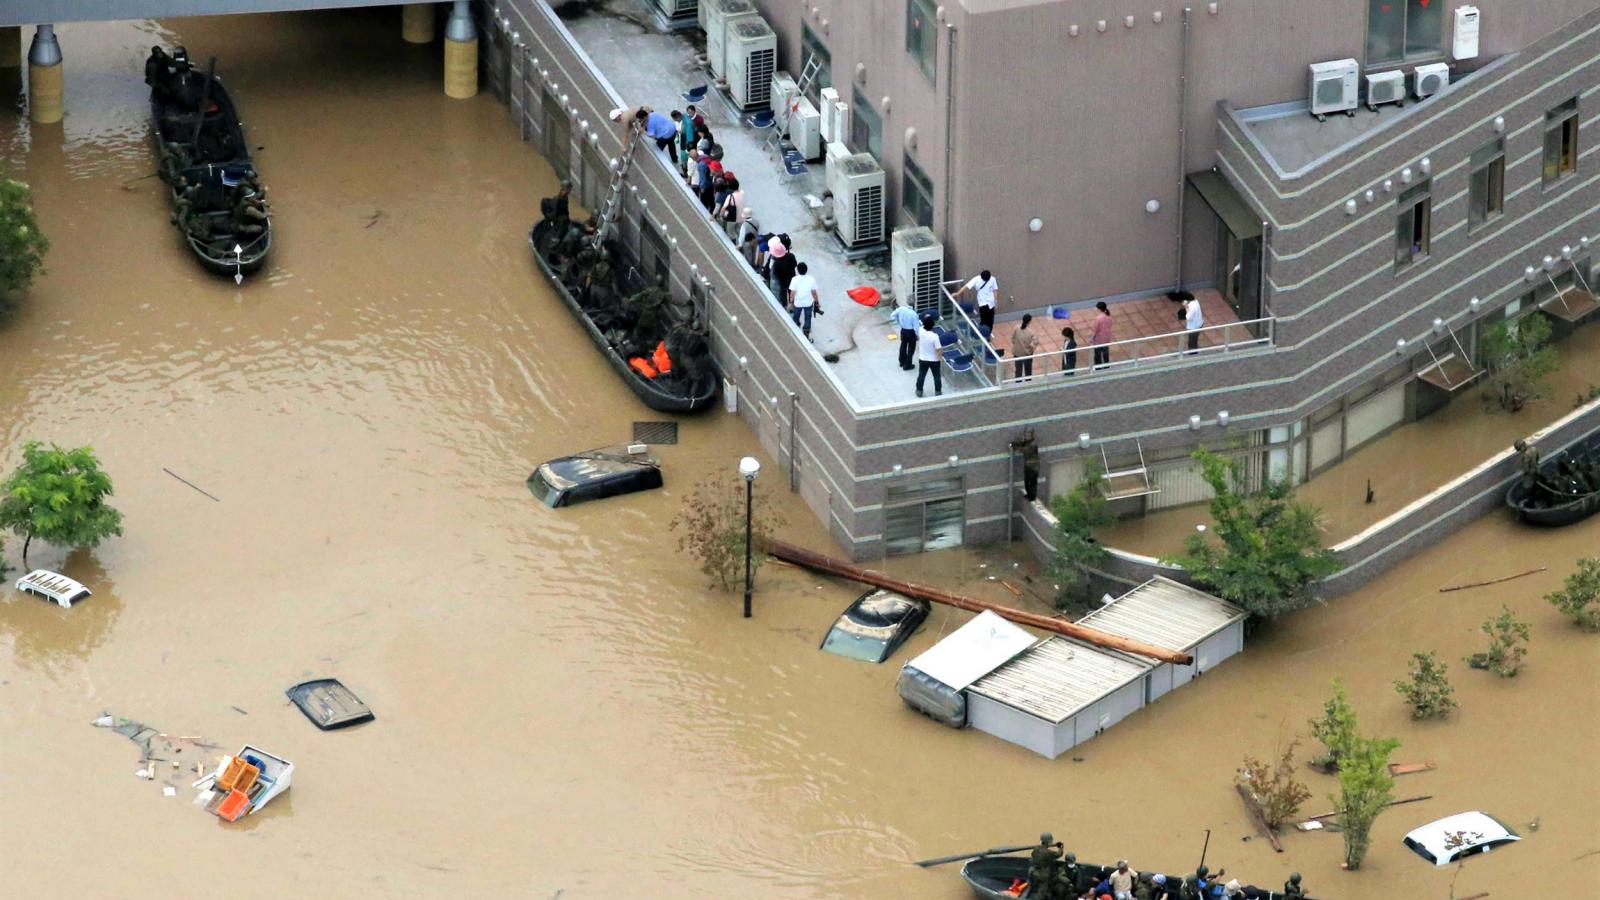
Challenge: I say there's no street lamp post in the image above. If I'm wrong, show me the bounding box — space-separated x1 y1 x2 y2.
739 456 761 618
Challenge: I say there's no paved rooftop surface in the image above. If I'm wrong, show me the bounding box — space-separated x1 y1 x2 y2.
565 2 987 407
987 289 1240 378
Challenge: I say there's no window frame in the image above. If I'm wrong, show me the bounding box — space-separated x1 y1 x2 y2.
905 0 938 87
1467 139 1505 232
800 23 832 104
850 86 883 159
1543 98 1580 187
901 152 934 228
1365 0 1445 67
1394 179 1432 271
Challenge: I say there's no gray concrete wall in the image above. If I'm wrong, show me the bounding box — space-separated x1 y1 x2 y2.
1 0 397 26
1021 396 1600 602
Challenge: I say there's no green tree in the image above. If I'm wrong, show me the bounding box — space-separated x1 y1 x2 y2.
1308 677 1360 770
1469 606 1531 677
1393 651 1457 719
0 174 50 297
669 474 785 592
1546 556 1600 630
0 442 123 567
1047 464 1114 607
1480 313 1559 412
1164 450 1340 620
1333 733 1400 870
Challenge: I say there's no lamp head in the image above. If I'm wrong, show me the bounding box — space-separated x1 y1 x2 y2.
739 457 761 481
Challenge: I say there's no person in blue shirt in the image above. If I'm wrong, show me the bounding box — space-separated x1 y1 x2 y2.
890 300 920 370
644 109 680 161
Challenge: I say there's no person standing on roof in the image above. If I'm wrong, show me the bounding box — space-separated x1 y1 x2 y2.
769 235 798 304
677 104 698 176
891 300 920 370
1184 296 1204 353
1091 302 1114 369
1011 313 1040 382
954 269 999 330
644 109 680 162
787 262 820 340
915 315 944 398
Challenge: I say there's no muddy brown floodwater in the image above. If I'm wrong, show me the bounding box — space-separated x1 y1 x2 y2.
0 11 1595 900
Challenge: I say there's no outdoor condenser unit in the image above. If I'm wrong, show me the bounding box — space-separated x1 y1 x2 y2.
1308 58 1359 121
892 227 945 316
705 0 757 80
789 96 822 160
818 86 842 141
823 140 850 195
727 19 777 111
654 0 698 22
834 153 886 249
1413 62 1450 99
1366 70 1407 110
770 71 798 117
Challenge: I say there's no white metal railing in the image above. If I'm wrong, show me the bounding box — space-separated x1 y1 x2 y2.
938 280 1273 387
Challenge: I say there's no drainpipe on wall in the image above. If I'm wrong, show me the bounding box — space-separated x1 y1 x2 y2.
1172 6 1192 297
942 22 958 245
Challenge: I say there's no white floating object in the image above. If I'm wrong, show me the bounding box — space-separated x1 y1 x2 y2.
92 715 115 728
234 272 244 286
163 785 177 798
135 769 152 780
15 570 91 607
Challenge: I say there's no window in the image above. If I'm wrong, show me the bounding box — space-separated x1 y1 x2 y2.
1394 180 1431 268
851 86 883 159
800 23 832 104
1544 98 1580 185
1366 0 1444 65
1468 139 1505 231
902 153 934 227
884 477 965 555
905 0 937 86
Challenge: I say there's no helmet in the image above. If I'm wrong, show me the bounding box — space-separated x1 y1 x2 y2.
1065 853 1076 864
1515 439 1528 451
1196 865 1210 879
1040 832 1053 844
1289 873 1302 885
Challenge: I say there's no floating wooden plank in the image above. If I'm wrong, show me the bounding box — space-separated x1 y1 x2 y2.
1234 782 1284 852
1439 567 1546 593
1387 762 1436 777
766 540 1193 664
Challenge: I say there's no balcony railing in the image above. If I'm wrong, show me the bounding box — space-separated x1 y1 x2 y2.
937 281 1274 387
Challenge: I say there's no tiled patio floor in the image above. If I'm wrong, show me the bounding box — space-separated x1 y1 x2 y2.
986 289 1242 372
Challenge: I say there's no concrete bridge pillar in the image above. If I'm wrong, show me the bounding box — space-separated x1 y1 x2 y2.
401 3 436 45
28 25 63 125
443 1 477 99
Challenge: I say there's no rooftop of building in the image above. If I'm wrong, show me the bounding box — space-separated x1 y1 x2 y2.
1232 61 1498 176
568 1 1275 411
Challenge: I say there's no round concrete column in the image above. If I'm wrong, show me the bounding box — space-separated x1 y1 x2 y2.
28 25 63 125
401 3 436 44
443 1 477 99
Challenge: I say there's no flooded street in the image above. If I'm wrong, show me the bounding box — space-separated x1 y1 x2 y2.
1 11 1596 899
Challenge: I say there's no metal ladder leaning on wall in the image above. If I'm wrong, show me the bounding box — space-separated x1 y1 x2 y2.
591 125 644 251
762 55 821 155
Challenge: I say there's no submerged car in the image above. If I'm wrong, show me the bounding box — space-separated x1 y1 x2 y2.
527 445 663 507
819 589 930 663
1403 811 1521 866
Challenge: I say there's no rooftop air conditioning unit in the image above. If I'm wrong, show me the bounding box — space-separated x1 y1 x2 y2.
826 98 849 146
834 153 885 249
770 71 798 117
727 19 777 111
1413 62 1450 99
1366 69 1407 110
1308 58 1359 121
892 227 945 316
823 140 850 193
653 0 698 26
705 0 758 80
818 86 842 141
789 96 822 159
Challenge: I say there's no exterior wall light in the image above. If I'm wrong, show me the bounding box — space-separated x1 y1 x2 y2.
1432 317 1445 333
1028 217 1043 233
1345 200 1358 216
1217 411 1230 428
892 464 903 475
1562 245 1574 260
1145 199 1161 214
948 455 960 467
1395 337 1408 354
1469 297 1481 314
738 356 749 368
1493 115 1506 133
1364 189 1375 203
1525 266 1539 282
1069 24 1080 37
1401 167 1413 183
1096 19 1108 32
1078 432 1091 449
1420 157 1431 174
1543 255 1556 271
1189 414 1202 430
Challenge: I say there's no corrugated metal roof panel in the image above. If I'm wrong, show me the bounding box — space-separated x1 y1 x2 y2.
967 637 1151 723
904 610 1036 691
1077 577 1246 651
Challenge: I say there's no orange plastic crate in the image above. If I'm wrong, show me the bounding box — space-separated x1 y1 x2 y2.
215 789 251 822
217 757 259 795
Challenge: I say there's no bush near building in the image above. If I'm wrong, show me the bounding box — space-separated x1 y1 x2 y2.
0 174 50 298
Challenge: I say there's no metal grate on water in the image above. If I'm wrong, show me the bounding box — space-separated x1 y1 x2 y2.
632 421 679 445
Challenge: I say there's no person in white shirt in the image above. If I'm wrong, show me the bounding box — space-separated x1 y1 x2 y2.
1184 297 1204 352
915 316 943 397
954 269 999 330
787 262 820 339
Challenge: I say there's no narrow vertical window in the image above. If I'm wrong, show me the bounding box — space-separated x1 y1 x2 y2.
906 0 937 86
1468 139 1505 230
1544 98 1580 185
1395 180 1431 269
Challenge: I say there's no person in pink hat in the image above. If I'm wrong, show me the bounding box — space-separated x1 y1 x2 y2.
768 235 798 304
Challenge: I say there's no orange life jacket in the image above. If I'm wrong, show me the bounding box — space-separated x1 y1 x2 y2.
651 341 672 375
628 357 658 379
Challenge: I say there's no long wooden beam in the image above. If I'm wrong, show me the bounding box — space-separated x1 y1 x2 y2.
767 540 1193 665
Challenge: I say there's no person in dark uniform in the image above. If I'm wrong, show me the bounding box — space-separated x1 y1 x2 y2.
1026 832 1063 896
1281 873 1304 899
1515 439 1541 491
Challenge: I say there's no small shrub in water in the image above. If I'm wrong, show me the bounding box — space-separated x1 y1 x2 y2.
1546 557 1600 631
1393 651 1457 719
1468 606 1531 677
1236 739 1313 829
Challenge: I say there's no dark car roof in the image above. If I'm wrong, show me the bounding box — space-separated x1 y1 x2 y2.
846 590 926 626
538 448 660 489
